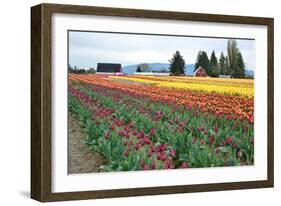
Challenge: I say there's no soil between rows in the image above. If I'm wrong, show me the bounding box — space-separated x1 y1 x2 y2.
68 113 105 174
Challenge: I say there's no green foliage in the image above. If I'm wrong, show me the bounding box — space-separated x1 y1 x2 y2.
68 64 95 74
194 51 210 75
234 52 246 78
69 84 254 172
210 50 219 77
194 40 247 78
219 52 227 75
227 39 239 74
226 39 246 78
169 51 186 76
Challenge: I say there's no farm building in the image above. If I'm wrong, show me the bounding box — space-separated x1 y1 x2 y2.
219 75 232 78
96 63 123 74
194 66 207 77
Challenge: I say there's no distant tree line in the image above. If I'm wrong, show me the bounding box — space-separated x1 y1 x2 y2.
68 64 96 74
194 39 246 78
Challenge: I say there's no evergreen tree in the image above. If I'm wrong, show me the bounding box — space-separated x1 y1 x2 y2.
210 50 219 77
227 39 239 76
219 52 227 75
194 51 210 75
136 65 141 72
226 39 246 78
225 56 231 75
169 51 186 76
234 52 245 78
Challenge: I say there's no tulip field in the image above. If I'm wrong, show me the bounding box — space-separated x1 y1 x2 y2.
68 74 254 172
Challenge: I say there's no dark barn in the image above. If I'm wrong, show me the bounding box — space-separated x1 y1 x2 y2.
96 63 122 73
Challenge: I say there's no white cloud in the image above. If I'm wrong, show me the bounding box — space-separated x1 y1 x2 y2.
69 31 255 70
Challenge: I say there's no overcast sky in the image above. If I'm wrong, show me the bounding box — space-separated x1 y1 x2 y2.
68 31 255 71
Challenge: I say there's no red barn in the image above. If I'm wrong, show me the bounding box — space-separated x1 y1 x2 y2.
194 66 207 77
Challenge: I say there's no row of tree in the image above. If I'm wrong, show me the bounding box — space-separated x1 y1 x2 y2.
194 40 246 78
68 64 95 74
168 39 246 78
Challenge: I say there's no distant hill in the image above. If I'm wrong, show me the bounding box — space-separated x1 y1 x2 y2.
122 63 195 76
123 63 254 77
245 69 254 77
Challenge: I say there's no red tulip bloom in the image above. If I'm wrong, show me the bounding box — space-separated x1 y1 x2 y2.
137 131 145 139
123 150 129 157
180 162 189 168
215 148 220 154
248 118 254 125
221 140 226 146
209 135 215 145
214 125 219 133
140 159 145 167
143 136 151 145
151 160 157 169
132 129 138 135
109 124 115 130
197 126 205 132
124 126 130 132
148 150 153 158
150 128 156 137
142 164 149 170
138 139 145 146
164 160 173 169
169 149 176 158
157 153 166 161
134 143 141 150
226 137 234 145
104 131 110 139
120 120 125 126
151 144 156 152
157 153 161 160
192 138 197 144
118 130 128 138
161 154 167 161
157 144 167 152
128 139 133 146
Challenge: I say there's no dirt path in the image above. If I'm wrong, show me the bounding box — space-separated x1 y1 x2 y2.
68 114 105 174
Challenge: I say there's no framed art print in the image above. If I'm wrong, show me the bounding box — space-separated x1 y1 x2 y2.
31 3 274 202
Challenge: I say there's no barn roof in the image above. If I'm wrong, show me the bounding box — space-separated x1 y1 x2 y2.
97 63 122 73
194 66 207 77
194 67 205 73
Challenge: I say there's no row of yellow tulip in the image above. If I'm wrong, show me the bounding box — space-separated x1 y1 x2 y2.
110 76 254 97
